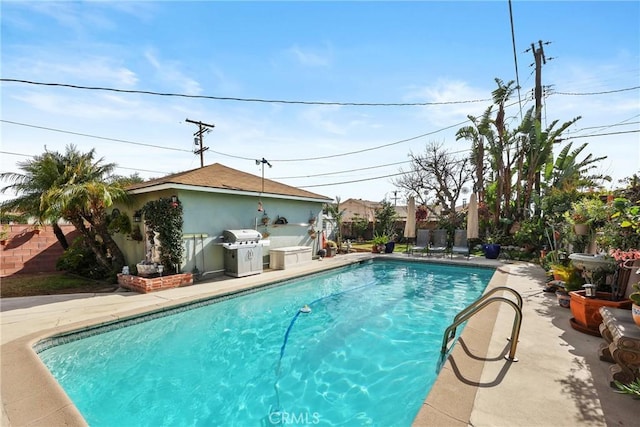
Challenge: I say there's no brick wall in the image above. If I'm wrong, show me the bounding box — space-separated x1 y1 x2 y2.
117 273 194 293
0 224 79 277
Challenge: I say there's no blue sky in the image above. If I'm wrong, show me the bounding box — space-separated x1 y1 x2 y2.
1 1 639 205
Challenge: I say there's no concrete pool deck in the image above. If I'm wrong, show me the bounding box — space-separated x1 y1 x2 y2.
1 254 637 426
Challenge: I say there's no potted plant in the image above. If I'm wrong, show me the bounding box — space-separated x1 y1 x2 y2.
568 259 632 336
384 233 397 254
564 197 607 236
261 212 270 225
552 264 583 308
550 263 572 282
483 237 501 260
372 233 387 253
325 240 337 257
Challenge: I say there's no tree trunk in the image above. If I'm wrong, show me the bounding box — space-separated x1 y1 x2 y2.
51 222 69 250
69 218 124 275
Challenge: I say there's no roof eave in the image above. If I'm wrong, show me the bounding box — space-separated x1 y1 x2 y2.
128 183 332 203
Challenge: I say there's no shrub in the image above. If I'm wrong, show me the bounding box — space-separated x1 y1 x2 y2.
56 237 110 279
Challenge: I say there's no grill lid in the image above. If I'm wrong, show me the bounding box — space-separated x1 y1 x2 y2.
223 229 263 243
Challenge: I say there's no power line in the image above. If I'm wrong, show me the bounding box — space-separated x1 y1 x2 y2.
299 170 410 189
261 121 471 162
569 115 640 134
558 129 640 142
0 78 491 107
553 86 640 96
0 150 167 174
0 119 191 152
507 0 523 120
2 117 469 163
273 160 410 179
562 114 640 141
2 116 471 167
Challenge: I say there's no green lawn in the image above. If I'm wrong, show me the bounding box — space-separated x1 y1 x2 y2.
1 272 117 298
348 241 411 253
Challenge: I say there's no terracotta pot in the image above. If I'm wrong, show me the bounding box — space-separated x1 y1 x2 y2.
573 223 589 236
569 291 632 336
632 303 640 327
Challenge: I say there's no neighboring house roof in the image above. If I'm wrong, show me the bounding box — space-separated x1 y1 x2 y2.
341 198 409 222
126 163 332 202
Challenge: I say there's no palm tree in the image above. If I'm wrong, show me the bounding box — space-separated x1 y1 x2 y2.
458 79 518 231
456 110 489 204
1 150 70 248
1 145 129 274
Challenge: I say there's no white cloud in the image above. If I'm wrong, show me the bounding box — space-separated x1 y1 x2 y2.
10 90 182 124
403 79 491 127
6 55 138 87
287 44 332 67
144 50 202 95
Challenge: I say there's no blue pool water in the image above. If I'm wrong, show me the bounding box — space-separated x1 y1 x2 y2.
38 260 493 426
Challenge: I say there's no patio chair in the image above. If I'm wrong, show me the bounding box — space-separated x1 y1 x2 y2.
451 229 470 259
410 229 430 256
429 229 448 257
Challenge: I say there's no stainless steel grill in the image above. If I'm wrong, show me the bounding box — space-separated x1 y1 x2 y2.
222 229 263 277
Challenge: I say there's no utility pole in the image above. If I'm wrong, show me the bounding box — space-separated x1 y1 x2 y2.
185 118 215 167
526 40 550 217
528 40 548 122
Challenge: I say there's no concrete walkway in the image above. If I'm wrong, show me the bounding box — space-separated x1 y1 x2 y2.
415 262 637 426
1 255 637 426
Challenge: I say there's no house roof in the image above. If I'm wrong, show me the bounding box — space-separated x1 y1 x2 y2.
341 198 409 221
126 163 332 202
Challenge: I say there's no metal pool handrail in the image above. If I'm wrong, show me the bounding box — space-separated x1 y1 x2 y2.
441 287 523 362
450 286 522 336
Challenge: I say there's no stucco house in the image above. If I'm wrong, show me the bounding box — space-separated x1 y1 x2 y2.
113 163 332 277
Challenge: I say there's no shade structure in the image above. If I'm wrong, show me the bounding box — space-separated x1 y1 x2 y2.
404 196 416 239
467 193 479 239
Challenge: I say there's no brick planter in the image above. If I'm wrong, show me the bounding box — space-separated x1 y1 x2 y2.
117 273 194 294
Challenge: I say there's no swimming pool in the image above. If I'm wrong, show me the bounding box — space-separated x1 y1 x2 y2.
38 260 493 426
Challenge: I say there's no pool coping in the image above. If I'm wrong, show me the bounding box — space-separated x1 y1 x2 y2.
412 263 508 426
0 254 555 425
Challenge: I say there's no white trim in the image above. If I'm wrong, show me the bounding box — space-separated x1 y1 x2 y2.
128 183 332 203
